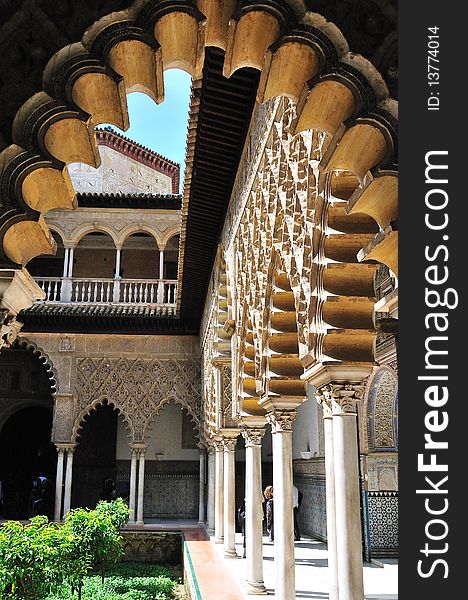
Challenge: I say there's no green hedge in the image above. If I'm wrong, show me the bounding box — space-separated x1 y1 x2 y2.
0 499 139 599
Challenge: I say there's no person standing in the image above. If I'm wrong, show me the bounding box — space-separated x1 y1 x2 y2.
264 485 274 542
293 483 303 541
237 498 246 558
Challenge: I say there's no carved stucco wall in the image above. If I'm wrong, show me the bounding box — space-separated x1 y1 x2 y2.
69 145 174 196
363 365 398 492
17 333 201 445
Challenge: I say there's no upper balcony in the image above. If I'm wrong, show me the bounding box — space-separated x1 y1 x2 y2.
28 229 179 314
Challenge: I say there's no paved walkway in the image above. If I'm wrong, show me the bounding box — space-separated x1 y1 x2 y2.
206 533 398 600
122 521 397 599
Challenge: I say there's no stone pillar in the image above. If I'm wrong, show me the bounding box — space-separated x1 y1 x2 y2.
266 410 297 600
128 448 138 524
159 248 165 279
54 446 65 521
136 449 146 525
67 247 75 278
317 396 339 600
242 427 267 595
207 446 215 532
114 248 122 279
113 248 122 302
62 445 76 518
223 432 239 558
330 385 365 600
214 439 224 543
198 445 206 525
62 248 69 278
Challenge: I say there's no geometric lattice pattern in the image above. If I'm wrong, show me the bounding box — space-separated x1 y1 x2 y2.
367 491 398 557
76 357 201 442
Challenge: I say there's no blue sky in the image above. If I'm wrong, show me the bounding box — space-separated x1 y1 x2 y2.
111 69 192 186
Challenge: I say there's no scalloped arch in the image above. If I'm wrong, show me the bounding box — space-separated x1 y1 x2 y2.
15 337 58 392
0 0 397 274
142 395 201 441
71 396 135 443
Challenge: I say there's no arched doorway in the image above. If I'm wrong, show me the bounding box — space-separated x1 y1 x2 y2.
72 402 128 510
0 347 56 520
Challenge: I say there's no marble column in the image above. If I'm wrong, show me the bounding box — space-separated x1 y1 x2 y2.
318 398 339 600
223 434 239 558
214 439 224 543
331 386 365 600
128 448 138 524
62 446 76 518
159 248 165 279
242 427 267 594
114 248 122 278
62 248 69 278
207 446 215 532
54 446 65 521
198 446 206 525
136 449 146 525
67 247 74 277
267 410 297 600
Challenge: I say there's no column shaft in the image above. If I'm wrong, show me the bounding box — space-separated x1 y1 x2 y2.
67 247 74 278
244 436 266 594
333 412 364 600
62 448 75 518
136 451 146 525
128 450 138 523
323 414 339 600
54 448 65 521
159 249 165 279
272 429 295 600
214 443 224 543
62 248 69 278
223 441 238 558
114 248 122 279
207 449 215 532
198 448 206 524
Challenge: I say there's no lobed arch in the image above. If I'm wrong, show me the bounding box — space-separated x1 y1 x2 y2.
71 396 135 444
15 337 58 392
0 0 397 292
142 395 202 442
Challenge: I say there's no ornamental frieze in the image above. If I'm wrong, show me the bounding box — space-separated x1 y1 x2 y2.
75 357 201 442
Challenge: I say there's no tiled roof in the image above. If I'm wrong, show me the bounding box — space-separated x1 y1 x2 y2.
77 192 182 210
19 303 195 335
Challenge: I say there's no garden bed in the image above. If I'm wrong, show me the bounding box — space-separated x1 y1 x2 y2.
46 562 185 600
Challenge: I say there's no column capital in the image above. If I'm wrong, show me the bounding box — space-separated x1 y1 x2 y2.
223 437 238 452
212 437 225 451
130 443 148 453
266 410 297 433
55 442 77 452
315 383 365 414
242 427 265 446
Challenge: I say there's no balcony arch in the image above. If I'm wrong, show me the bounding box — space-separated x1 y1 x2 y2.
72 224 119 248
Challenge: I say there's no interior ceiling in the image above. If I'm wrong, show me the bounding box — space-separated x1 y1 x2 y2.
0 0 397 335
